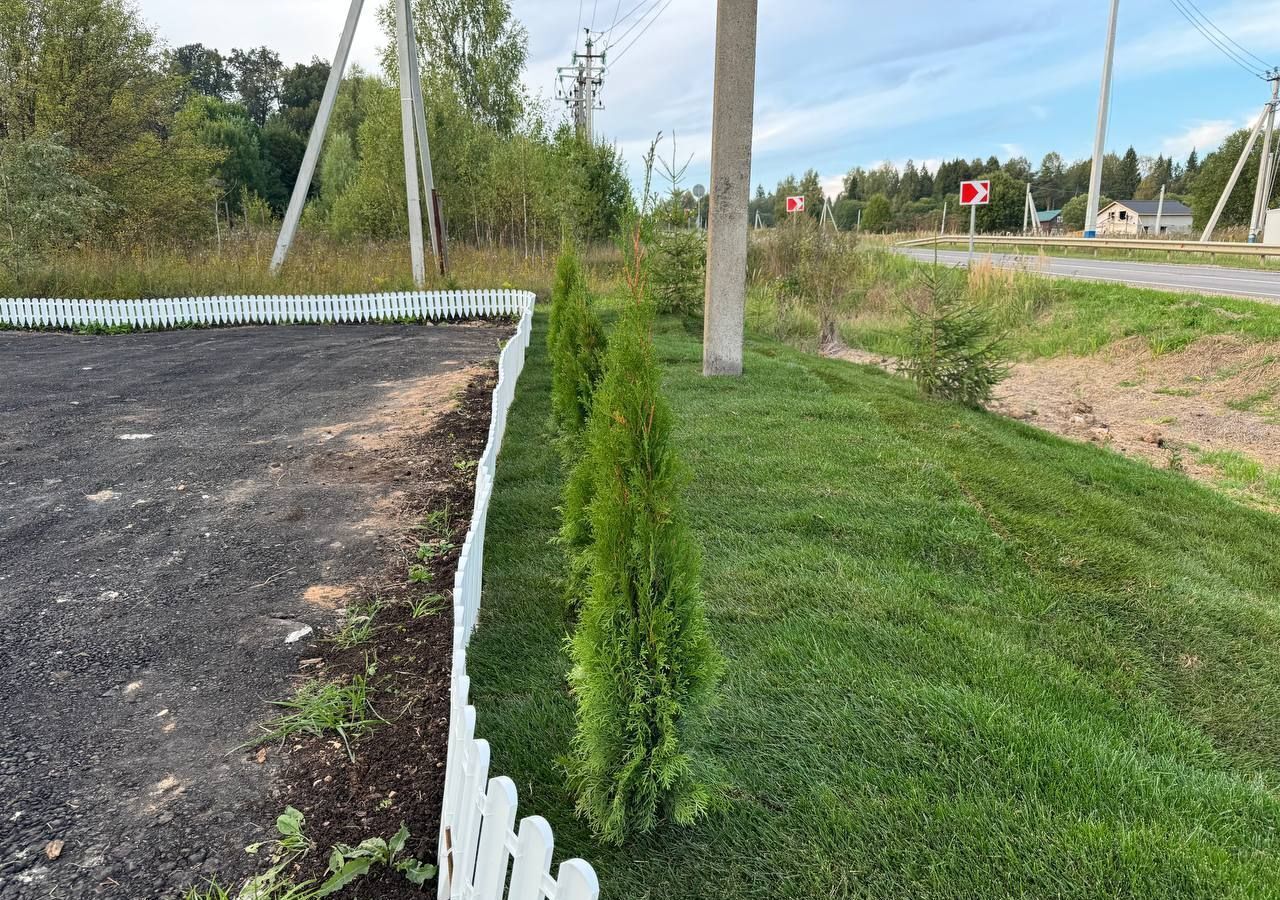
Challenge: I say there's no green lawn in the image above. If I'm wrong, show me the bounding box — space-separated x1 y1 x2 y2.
468 309 1280 899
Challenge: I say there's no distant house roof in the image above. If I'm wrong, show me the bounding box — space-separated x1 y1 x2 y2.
1037 209 1062 222
1103 199 1193 216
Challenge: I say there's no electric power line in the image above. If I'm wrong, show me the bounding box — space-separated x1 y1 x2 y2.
1167 0 1268 79
609 0 675 66
603 0 625 43
576 0 584 45
604 0 661 53
589 0 599 32
1180 0 1275 71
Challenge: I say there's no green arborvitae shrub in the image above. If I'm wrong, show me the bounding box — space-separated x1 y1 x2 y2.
547 245 583 356
565 303 722 844
900 265 1009 408
649 230 705 316
550 280 608 439
548 247 607 610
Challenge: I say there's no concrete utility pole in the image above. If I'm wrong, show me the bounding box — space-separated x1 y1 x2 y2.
271 0 365 274
394 0 427 285
271 0 442 281
1084 0 1120 239
559 30 605 141
1249 74 1280 242
1154 183 1166 235
1200 75 1279 242
703 0 758 377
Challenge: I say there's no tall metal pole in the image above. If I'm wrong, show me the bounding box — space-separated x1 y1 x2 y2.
271 0 365 274
1200 103 1269 241
702 0 758 377
1084 0 1120 239
405 6 440 260
967 203 976 263
394 0 427 286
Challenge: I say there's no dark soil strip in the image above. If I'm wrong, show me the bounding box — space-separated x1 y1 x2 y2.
265 368 498 899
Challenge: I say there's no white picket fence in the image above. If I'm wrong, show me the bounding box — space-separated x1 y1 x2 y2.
0 289 528 329
4 287 598 899
436 294 600 900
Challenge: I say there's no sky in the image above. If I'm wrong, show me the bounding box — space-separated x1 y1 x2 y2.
133 0 1280 198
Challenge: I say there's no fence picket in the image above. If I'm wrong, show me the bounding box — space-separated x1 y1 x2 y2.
505 817 554 900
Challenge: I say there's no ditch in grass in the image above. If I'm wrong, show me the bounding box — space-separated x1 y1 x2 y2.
468 308 1280 899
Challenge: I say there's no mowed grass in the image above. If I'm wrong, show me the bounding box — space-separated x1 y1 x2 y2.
468 308 1280 899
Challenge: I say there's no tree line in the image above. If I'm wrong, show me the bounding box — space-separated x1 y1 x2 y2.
0 0 632 283
754 138 1276 235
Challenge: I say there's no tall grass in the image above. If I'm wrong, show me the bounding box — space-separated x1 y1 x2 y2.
2 232 626 299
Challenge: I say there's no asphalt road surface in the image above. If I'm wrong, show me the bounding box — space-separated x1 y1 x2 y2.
896 247 1280 303
0 322 508 899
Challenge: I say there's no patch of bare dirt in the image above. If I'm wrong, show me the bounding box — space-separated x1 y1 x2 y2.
831 335 1280 498
991 335 1280 476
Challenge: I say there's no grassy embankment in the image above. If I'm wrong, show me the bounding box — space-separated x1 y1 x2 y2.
748 250 1280 361
469 307 1280 899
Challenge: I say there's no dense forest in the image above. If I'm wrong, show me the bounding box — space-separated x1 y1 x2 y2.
0 0 631 286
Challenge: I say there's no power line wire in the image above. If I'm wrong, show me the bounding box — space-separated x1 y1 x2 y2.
1167 0 1267 79
576 0 584 48
603 0 625 43
610 0 674 65
1180 0 1275 70
605 0 660 52
589 0 599 32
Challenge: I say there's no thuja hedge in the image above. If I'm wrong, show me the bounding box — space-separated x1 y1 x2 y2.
548 247 607 440
563 302 722 844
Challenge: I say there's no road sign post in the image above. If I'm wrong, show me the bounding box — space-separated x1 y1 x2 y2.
959 179 991 266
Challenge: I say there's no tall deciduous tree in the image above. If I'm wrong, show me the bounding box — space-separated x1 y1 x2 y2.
168 43 234 100
389 0 528 137
228 47 283 127
0 137 105 278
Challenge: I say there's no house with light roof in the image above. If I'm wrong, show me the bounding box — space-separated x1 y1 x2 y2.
1096 199 1193 236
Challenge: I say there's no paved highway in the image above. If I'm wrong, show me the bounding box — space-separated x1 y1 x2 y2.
896 247 1280 304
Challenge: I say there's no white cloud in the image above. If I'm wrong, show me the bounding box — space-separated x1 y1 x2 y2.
1160 111 1258 158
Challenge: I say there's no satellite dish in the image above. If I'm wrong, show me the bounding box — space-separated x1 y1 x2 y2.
692 184 706 199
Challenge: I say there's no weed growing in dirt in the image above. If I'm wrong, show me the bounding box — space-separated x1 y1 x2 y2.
183 819 434 899
251 668 379 761
331 601 380 650
407 592 447 619
407 564 433 584
415 540 455 562
412 502 452 540
321 823 436 892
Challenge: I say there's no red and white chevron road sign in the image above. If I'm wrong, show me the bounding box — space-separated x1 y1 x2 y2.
960 180 991 206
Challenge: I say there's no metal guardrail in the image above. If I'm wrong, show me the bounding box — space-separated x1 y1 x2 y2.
896 235 1280 258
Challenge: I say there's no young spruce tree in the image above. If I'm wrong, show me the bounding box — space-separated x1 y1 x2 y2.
565 302 722 844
